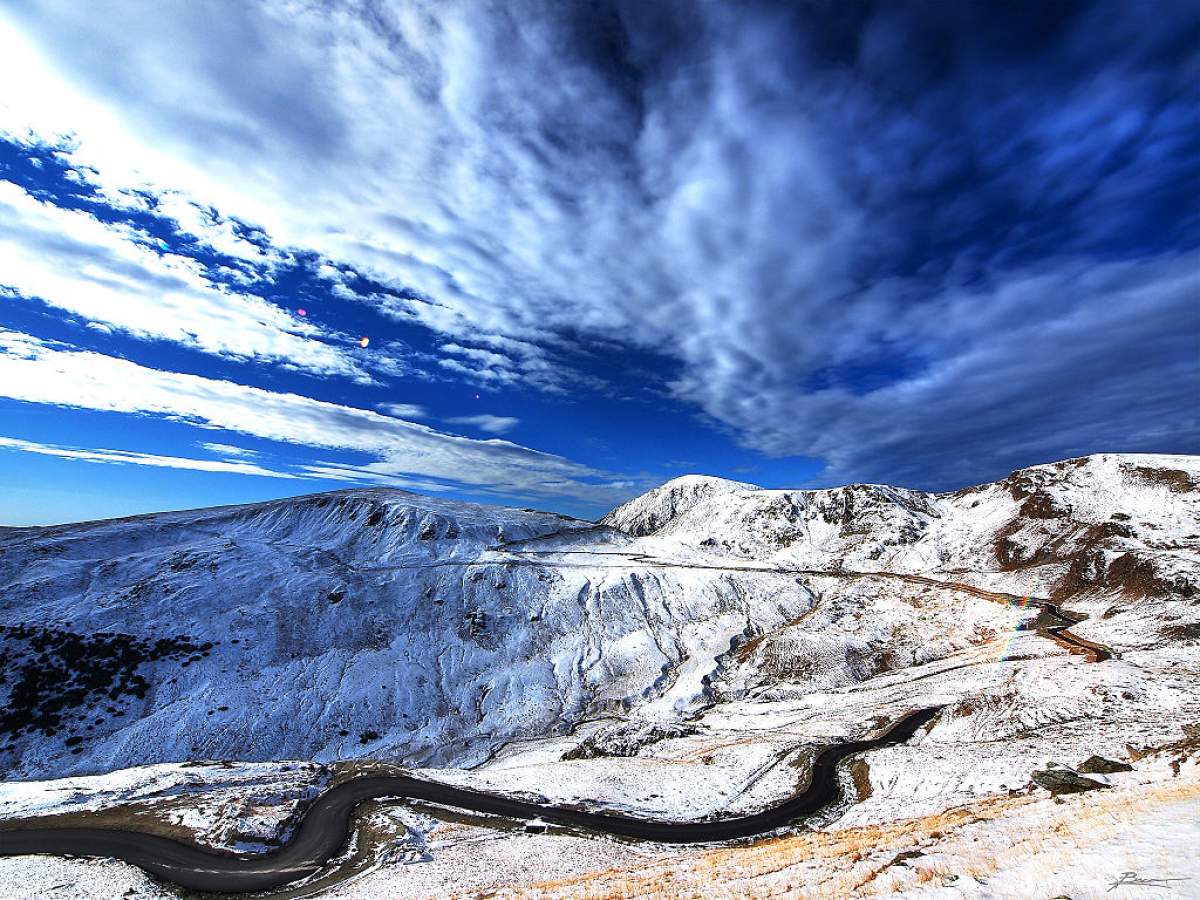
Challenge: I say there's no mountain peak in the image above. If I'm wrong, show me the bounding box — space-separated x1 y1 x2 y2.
602 474 759 536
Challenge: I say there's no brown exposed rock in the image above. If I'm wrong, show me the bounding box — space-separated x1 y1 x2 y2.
850 759 872 801
993 520 1061 571
1133 466 1196 493
1051 548 1107 602
1108 552 1195 600
1162 622 1200 641
1019 491 1071 519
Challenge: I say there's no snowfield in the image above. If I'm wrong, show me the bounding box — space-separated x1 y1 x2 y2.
1 452 1198 897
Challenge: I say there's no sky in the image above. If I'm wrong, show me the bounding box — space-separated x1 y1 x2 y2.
0 0 1197 525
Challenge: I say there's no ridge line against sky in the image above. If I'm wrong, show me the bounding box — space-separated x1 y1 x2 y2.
0 0 1197 525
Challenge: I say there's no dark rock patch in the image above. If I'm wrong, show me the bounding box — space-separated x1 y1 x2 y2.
1108 552 1196 600
1032 767 1109 795
1078 755 1133 775
563 720 699 760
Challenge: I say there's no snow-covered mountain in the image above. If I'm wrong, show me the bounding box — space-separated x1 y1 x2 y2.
1 453 1197 782
605 454 1198 592
601 474 760 537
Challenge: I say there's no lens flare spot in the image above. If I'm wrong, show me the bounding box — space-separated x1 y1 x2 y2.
359 336 370 348
297 308 307 317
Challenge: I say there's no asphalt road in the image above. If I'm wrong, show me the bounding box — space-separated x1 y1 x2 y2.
0 707 940 894
1031 602 1112 662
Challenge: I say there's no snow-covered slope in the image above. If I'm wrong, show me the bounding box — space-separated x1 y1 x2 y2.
1 454 1196 785
0 490 811 777
602 474 760 537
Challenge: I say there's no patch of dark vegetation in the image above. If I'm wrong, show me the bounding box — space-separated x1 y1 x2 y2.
358 730 380 744
0 624 209 743
328 590 345 605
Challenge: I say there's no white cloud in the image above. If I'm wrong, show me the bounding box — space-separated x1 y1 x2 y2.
198 441 259 458
0 330 633 504
0 435 296 479
445 414 519 435
0 180 366 379
377 402 428 419
147 192 283 267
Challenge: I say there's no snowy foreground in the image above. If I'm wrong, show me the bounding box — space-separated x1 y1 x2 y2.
0 452 1198 897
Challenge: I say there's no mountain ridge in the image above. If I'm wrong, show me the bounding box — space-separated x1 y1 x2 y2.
0 452 1195 781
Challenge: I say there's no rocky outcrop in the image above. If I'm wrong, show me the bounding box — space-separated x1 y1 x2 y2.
1077 755 1133 775
561 720 700 760
1032 767 1109 795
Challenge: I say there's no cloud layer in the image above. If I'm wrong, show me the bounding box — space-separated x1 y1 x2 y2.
0 435 296 479
0 1 1196 495
0 180 366 378
0 330 633 504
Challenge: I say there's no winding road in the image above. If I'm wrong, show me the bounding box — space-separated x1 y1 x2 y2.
0 708 939 894
0 556 1111 893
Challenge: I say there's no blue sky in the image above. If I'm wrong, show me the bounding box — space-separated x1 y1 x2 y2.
0 0 1197 525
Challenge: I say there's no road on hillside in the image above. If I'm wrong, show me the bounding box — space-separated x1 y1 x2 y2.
0 708 940 894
